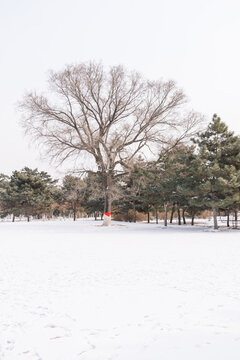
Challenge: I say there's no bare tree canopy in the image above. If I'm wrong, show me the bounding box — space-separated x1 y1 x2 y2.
20 61 203 225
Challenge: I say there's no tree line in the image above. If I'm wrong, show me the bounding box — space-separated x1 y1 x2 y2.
1 115 240 229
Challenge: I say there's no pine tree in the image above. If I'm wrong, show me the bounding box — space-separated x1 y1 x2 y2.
120 159 149 222
0 168 56 221
154 145 190 226
192 114 240 229
82 172 105 219
61 175 86 221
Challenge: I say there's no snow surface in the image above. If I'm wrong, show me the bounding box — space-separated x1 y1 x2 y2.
0 219 240 359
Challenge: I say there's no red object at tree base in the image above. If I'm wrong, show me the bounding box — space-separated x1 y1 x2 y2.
104 212 111 217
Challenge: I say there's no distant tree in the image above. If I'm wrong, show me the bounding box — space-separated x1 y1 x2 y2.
82 171 104 219
0 174 8 192
152 147 186 226
192 114 240 229
171 145 206 225
60 175 86 221
20 61 202 225
0 174 9 217
118 157 147 222
0 167 56 221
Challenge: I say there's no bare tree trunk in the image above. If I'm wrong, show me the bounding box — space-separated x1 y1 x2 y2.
177 205 181 225
103 191 111 226
103 173 112 226
213 207 218 230
12 214 15 223
182 209 186 224
133 202 136 223
235 210 238 222
155 208 158 224
170 204 175 223
73 202 76 221
27 216 30 222
147 208 150 223
164 203 168 227
234 210 238 228
227 210 230 227
191 211 195 226
94 212 97 221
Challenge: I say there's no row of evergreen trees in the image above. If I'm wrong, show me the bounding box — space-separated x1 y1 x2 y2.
0 115 240 228
117 114 240 229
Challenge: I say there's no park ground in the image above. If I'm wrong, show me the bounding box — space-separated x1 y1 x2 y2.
0 219 240 359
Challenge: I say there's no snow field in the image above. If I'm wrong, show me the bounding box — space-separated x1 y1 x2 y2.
0 220 240 359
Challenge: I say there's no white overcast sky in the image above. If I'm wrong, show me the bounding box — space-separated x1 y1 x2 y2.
1 0 240 178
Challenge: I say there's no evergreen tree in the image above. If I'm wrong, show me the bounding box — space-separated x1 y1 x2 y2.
173 146 206 225
119 158 148 222
192 114 240 229
0 167 56 221
0 174 9 218
82 172 105 219
154 145 190 226
61 175 86 221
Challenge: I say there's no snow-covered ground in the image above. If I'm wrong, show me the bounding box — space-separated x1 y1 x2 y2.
0 219 240 360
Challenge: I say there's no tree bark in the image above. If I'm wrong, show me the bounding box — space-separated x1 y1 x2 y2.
103 172 112 226
191 211 195 226
227 210 230 227
12 214 15 223
133 202 136 223
170 204 175 223
235 210 238 222
234 210 238 228
213 207 218 230
182 209 186 224
177 205 181 225
73 202 76 221
155 208 158 224
147 208 150 224
164 203 168 227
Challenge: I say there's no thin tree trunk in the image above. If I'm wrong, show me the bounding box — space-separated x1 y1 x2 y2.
103 173 112 226
94 212 97 220
133 202 136 223
164 203 168 227
234 210 238 228
12 214 15 223
177 206 181 225
191 211 195 226
170 204 175 223
227 209 230 227
155 208 158 224
27 216 30 222
213 207 218 230
182 209 186 224
73 203 76 221
147 208 150 224
235 210 238 222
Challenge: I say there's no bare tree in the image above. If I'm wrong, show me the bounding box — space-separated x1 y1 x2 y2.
20 62 202 225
